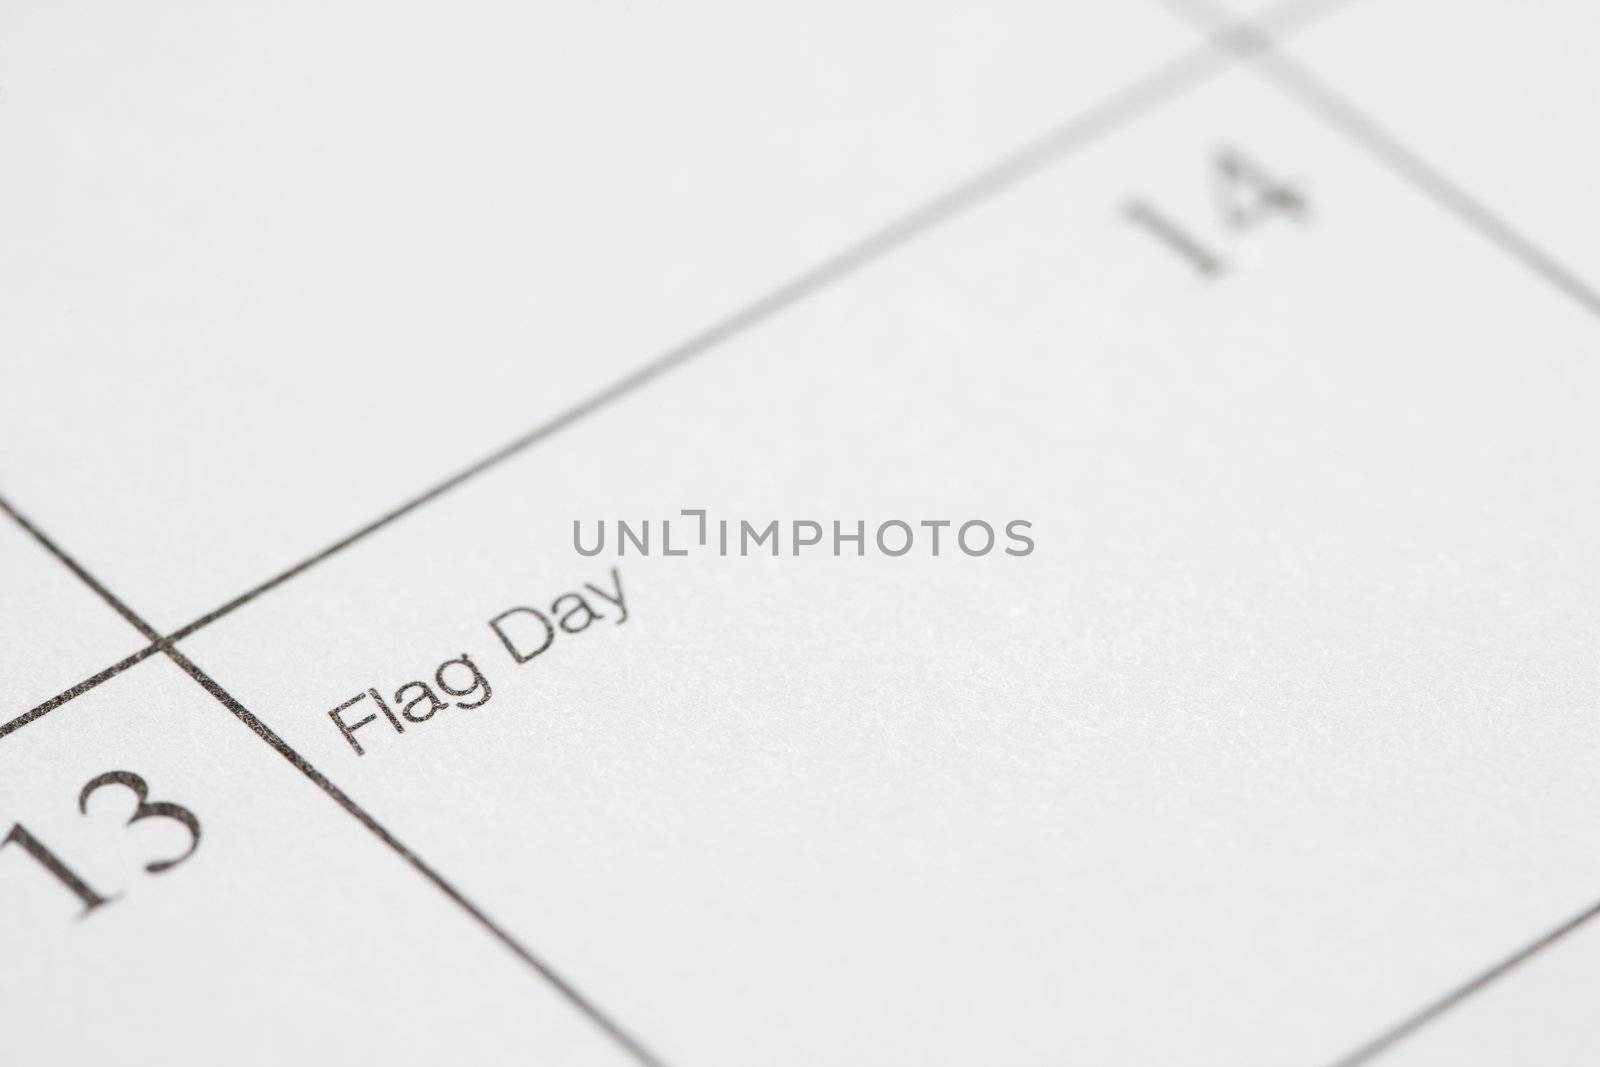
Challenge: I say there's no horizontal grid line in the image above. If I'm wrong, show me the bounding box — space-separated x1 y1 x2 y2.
3 1 1353 737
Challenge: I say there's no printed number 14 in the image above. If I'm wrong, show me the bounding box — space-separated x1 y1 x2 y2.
1125 146 1307 276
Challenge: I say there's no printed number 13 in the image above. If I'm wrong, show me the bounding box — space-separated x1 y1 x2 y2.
3 771 202 917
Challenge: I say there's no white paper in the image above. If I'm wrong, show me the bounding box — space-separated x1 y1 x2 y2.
4 2 1599 1064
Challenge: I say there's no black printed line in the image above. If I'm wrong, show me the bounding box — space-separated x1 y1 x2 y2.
159 642 669 1067
6 0 1355 738
1162 0 1600 319
0 643 165 741
0 488 171 737
6 37 1228 729
0 494 666 1066
1322 897 1600 1067
0 495 163 644
159 41 1238 642
1156 1 1600 1061
20 41 1229 716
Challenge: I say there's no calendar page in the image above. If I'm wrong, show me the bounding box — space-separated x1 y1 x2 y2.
5 2 1600 1064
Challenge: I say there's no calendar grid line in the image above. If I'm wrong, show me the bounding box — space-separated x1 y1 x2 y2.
5 22 1319 1064
1168 0 1600 319
0 491 668 1067
5 1 1582 1062
1157 1 1600 1062
0 2 1352 740
1324 895 1600 1067
0 496 163 645
159 642 672 1067
0 644 163 741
